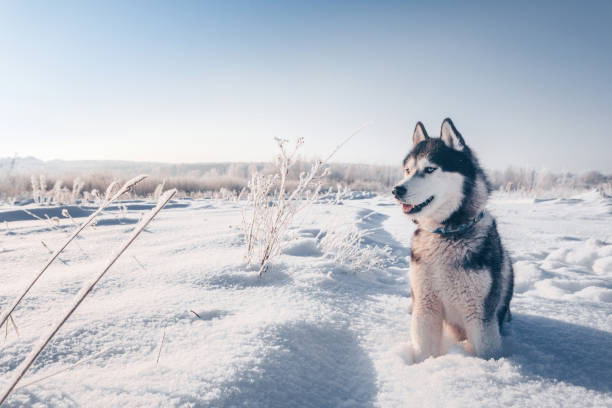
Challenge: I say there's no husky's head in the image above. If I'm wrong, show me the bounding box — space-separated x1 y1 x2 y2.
392 118 489 225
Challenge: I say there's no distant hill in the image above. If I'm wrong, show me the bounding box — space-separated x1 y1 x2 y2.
0 156 265 177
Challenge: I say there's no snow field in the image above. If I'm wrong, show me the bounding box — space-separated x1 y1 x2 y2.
0 192 610 407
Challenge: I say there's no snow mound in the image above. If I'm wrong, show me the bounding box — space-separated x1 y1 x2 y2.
593 256 612 275
282 238 322 257
543 238 612 273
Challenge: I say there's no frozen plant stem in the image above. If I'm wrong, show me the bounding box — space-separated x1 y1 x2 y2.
156 330 166 366
323 120 373 163
16 347 110 390
132 255 147 272
9 316 19 338
0 188 176 406
0 176 148 343
61 208 78 228
22 209 55 230
41 241 68 265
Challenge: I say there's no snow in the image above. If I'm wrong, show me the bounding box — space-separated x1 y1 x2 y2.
282 238 322 257
0 192 611 407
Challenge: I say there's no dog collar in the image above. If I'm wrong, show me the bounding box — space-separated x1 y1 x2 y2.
421 210 486 235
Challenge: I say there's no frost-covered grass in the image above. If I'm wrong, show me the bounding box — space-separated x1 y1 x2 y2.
240 138 328 275
3 155 610 204
0 188 176 404
0 190 610 407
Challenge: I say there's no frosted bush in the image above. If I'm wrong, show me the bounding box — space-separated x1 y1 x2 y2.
213 187 238 200
51 180 74 204
317 220 393 272
241 138 328 275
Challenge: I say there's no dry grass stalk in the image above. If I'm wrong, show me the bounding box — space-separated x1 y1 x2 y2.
0 188 177 405
22 209 55 230
2 318 19 341
0 175 148 333
8 316 19 339
155 330 166 366
41 241 69 266
153 180 166 200
131 255 147 272
61 208 78 228
15 347 110 390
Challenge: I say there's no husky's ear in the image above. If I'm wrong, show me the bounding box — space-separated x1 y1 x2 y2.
413 122 429 146
440 118 466 151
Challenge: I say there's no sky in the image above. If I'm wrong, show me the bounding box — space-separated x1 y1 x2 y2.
1 0 611 172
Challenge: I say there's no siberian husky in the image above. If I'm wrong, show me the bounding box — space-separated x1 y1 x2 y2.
392 118 513 362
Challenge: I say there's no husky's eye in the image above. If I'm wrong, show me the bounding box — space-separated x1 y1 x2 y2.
424 167 437 174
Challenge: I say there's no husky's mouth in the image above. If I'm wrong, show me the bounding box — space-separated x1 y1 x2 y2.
402 196 434 214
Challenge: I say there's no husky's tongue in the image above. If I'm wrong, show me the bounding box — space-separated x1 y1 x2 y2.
402 203 414 213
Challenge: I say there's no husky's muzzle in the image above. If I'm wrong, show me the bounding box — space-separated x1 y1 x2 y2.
392 185 406 198
392 185 435 214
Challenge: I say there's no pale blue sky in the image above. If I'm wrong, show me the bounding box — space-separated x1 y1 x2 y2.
1 1 611 172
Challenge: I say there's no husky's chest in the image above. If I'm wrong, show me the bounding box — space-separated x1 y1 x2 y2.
409 226 493 313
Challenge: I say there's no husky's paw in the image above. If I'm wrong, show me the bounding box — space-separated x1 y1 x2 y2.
466 321 503 359
473 340 503 360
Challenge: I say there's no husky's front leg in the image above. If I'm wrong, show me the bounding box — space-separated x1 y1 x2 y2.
410 296 443 363
465 319 502 359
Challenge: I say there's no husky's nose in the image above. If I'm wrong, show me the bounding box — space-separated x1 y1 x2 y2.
392 185 406 198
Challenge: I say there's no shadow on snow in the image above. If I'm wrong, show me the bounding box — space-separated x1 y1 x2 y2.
510 313 612 393
207 321 377 408
0 201 190 223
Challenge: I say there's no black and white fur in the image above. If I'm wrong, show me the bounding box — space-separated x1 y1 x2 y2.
393 118 513 362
